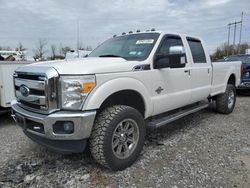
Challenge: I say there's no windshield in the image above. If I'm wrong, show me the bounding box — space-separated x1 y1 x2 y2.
225 55 250 64
89 33 160 61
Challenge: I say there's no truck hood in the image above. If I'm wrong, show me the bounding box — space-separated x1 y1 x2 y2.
23 57 139 74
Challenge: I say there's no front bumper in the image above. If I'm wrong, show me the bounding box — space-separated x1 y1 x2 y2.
11 101 96 153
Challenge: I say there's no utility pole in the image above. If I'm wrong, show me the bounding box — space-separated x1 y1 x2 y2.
233 21 237 55
227 24 231 56
227 20 242 55
77 19 80 57
238 12 244 54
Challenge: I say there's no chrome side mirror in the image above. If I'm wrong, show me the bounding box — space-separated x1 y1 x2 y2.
169 45 185 54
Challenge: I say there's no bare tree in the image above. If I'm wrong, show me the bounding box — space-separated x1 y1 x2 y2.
211 42 250 60
17 42 26 51
60 46 72 57
50 44 56 60
78 42 92 51
86 46 92 51
34 39 47 60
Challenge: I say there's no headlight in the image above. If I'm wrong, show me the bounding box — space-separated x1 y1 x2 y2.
60 75 96 110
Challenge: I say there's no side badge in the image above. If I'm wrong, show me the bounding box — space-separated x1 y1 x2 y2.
155 86 164 94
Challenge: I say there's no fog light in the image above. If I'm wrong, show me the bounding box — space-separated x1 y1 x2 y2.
63 122 74 133
53 121 74 134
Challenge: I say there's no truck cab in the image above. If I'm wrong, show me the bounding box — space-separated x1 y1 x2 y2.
11 31 241 170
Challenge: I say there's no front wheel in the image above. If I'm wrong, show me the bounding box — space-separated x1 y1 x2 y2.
89 105 146 171
216 84 236 114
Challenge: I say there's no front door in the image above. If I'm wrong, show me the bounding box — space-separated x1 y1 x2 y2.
152 35 191 115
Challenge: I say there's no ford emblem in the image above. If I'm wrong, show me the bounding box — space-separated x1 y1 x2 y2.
20 85 30 97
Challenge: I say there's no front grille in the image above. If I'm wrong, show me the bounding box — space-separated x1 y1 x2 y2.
14 69 59 114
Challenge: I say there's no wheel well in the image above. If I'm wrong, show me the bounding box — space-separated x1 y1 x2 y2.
228 74 236 86
99 90 145 117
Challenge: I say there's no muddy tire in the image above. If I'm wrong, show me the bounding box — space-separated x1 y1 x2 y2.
216 84 236 114
89 105 146 171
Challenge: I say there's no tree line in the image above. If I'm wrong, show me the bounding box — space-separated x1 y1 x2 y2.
0 39 92 61
211 42 250 60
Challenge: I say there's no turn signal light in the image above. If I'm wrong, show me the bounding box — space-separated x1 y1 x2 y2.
83 82 96 93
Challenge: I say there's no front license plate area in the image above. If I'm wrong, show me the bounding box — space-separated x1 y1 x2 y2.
15 113 26 129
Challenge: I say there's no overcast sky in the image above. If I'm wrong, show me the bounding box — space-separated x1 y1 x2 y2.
0 0 249 56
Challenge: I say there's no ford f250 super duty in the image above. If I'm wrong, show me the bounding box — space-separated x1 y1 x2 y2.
11 31 241 170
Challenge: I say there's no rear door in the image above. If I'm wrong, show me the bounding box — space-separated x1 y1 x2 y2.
186 37 212 103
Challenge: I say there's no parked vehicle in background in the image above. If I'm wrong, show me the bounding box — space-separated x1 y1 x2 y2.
0 61 30 114
225 54 250 90
0 50 27 61
11 30 241 170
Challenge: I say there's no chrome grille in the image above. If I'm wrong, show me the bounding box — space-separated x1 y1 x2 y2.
15 77 47 109
14 67 59 114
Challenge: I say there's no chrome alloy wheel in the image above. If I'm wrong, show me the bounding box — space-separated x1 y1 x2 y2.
111 118 139 159
228 90 235 109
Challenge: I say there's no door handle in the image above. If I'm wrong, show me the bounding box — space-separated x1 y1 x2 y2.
184 69 190 75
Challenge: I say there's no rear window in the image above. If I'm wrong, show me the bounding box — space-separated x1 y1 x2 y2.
187 38 207 63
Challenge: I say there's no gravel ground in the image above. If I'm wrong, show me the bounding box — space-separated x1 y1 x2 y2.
0 95 250 188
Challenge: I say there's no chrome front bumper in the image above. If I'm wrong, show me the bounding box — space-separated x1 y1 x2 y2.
11 101 96 141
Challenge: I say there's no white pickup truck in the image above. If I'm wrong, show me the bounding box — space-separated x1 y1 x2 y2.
11 31 241 170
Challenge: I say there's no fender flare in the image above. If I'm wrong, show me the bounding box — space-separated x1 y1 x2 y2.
82 77 153 118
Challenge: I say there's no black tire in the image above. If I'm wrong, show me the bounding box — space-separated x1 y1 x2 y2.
216 84 236 114
89 105 146 171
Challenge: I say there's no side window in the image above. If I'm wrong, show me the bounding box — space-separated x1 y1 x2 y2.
159 36 184 55
187 38 207 63
156 36 185 68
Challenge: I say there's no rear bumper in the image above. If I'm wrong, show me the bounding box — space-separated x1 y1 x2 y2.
11 100 96 153
237 82 250 89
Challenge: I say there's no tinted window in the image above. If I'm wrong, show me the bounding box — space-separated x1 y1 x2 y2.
156 35 185 68
158 36 184 55
187 38 207 63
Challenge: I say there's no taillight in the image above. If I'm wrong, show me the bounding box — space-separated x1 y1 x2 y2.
240 63 243 78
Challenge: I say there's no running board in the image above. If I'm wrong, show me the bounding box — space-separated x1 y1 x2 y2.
148 102 209 129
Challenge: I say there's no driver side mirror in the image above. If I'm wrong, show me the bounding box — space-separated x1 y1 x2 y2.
154 45 186 69
169 45 185 54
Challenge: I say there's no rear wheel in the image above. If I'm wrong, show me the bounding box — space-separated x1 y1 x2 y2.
216 84 236 114
89 105 146 171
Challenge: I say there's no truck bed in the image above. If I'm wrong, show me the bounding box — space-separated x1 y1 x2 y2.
210 61 241 96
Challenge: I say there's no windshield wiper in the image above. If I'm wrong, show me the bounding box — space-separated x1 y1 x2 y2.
99 54 123 58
